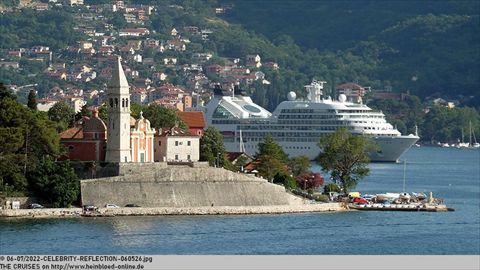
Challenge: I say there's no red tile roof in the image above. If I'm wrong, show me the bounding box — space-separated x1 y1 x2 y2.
177 111 205 128
226 152 252 162
60 127 83 139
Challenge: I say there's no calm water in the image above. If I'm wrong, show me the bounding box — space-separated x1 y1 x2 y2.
1 147 479 255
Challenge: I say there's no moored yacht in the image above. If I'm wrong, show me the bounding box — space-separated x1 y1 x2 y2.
198 80 419 162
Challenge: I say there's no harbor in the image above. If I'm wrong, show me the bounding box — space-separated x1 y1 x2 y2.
0 147 478 255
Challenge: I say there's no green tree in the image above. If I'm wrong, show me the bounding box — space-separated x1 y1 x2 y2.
200 127 230 168
27 90 37 110
75 104 91 122
98 103 108 122
0 89 61 195
316 128 374 195
142 104 187 130
0 127 27 194
323 182 342 194
28 157 80 207
288 155 311 177
0 83 15 100
273 172 297 190
130 103 144 119
255 134 288 182
47 101 75 132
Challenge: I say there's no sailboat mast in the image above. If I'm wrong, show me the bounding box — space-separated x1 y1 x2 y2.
469 121 472 147
403 159 406 193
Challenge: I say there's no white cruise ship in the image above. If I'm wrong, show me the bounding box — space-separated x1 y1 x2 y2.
200 80 419 162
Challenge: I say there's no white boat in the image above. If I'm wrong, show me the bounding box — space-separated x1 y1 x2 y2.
376 193 401 201
198 80 419 162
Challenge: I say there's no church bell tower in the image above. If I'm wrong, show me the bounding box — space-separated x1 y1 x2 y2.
105 57 131 162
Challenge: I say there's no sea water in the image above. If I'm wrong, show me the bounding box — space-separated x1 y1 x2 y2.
0 147 479 254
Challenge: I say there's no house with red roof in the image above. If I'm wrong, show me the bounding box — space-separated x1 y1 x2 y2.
176 111 205 136
60 109 107 162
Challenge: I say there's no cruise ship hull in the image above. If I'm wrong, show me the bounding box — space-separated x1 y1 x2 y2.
369 135 419 162
224 134 419 162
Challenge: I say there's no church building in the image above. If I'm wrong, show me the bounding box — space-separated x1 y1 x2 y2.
60 57 156 163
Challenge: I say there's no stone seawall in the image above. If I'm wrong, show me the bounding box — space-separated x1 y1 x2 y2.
0 203 345 218
81 165 307 208
0 208 83 218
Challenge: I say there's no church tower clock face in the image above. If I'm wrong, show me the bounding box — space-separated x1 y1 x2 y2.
105 57 131 163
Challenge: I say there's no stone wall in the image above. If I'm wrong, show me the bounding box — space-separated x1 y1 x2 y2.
72 161 208 179
81 165 306 208
0 208 82 218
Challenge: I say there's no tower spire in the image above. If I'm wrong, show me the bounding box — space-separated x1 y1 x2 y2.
105 56 131 163
109 56 129 89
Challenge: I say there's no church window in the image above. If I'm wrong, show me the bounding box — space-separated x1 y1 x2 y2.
115 98 118 108
122 98 125 107
109 98 113 108
126 98 129 107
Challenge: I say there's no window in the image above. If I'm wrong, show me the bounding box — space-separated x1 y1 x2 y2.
175 154 179 160
94 133 98 139
187 141 191 146
126 98 129 107
158 141 161 146
187 155 191 160
122 98 125 107
175 141 179 146
109 98 113 108
115 98 118 108
68 145 74 150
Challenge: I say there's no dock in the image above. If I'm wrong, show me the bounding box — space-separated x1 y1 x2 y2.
349 203 454 212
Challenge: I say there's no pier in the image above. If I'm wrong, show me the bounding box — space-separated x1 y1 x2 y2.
349 203 454 212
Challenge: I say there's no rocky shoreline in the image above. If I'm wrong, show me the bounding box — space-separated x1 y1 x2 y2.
0 203 345 218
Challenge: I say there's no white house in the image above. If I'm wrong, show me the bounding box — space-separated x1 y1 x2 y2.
154 127 200 162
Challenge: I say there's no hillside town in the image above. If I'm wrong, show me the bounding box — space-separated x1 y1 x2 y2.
1 0 275 114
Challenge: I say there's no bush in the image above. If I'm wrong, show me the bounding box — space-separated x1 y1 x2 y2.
28 158 80 207
295 172 324 190
273 172 297 190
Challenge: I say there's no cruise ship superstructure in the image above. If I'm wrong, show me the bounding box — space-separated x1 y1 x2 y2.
201 80 419 162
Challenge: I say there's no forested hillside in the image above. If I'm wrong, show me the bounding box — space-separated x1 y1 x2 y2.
222 0 480 104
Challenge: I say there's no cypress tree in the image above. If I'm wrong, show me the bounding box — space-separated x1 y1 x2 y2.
27 90 37 110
